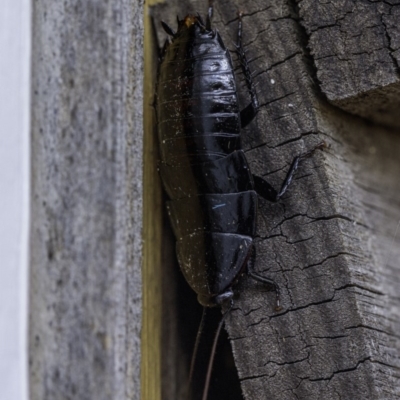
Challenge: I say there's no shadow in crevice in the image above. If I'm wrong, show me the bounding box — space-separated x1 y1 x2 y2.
161 216 243 400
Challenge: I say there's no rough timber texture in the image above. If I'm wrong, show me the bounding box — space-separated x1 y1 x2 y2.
297 0 400 128
29 1 143 399
152 0 400 399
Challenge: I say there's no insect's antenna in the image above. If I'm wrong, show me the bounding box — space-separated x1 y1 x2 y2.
202 301 233 400
206 0 214 30
186 307 207 398
161 21 176 36
196 12 206 28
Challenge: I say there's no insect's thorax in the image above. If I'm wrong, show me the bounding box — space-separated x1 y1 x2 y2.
157 26 241 165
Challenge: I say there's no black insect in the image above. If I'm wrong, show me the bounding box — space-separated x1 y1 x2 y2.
155 2 324 399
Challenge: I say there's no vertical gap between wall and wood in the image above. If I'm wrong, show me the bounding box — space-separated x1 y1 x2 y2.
142 1 164 399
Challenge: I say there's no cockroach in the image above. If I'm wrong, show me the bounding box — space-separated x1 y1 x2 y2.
155 2 324 399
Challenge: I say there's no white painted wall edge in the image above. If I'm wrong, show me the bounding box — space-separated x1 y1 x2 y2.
0 0 31 399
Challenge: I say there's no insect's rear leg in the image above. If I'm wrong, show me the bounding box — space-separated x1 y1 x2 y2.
237 12 259 128
247 247 281 311
253 142 326 202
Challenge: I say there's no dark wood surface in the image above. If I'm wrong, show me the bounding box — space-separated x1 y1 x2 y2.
298 0 400 128
153 1 400 399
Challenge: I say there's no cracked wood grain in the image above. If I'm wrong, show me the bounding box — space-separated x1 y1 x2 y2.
152 0 400 399
29 1 143 399
297 0 400 128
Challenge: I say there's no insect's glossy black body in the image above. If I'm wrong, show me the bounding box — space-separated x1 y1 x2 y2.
157 14 261 308
155 7 325 310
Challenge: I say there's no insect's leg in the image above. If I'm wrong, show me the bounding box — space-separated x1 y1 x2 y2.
252 175 278 202
206 0 214 30
149 13 163 59
187 307 207 398
202 300 233 400
253 142 326 202
237 12 259 128
247 247 281 311
161 21 176 37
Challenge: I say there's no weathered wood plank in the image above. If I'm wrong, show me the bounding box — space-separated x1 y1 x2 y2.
153 0 400 399
297 0 400 128
29 1 143 399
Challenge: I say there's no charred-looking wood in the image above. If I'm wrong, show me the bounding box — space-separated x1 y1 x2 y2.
155 2 324 399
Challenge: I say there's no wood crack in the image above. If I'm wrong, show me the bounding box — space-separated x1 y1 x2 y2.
308 357 371 382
